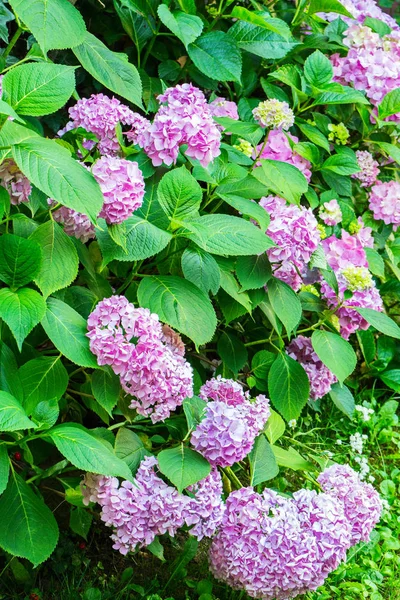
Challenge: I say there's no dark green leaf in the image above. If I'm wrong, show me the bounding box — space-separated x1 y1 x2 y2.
0 234 42 290
311 330 357 382
187 31 242 83
236 254 272 291
158 166 202 220
181 246 220 295
0 287 46 350
91 368 121 417
249 434 279 485
217 331 247 374
268 353 309 421
158 445 210 492
267 278 302 334
19 356 68 415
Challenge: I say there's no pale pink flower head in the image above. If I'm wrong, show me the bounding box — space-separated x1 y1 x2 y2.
0 159 31 205
254 130 312 181
51 203 95 243
209 97 239 121
287 335 337 400
322 230 368 271
368 180 400 230
353 150 380 187
319 199 342 226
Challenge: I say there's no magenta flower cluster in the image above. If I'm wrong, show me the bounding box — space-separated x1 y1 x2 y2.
287 336 338 400
260 195 321 291
208 97 239 121
191 376 271 468
128 83 221 167
210 463 381 599
52 204 95 243
368 180 400 229
254 130 312 181
0 159 31 205
87 295 193 423
353 150 380 188
82 456 225 555
319 0 397 28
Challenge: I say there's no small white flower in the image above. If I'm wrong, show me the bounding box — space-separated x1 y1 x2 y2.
336 439 343 445
355 404 374 422
288 419 297 429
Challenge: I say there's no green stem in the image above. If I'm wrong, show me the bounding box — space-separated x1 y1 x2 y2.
108 420 128 431
3 27 22 60
222 466 243 489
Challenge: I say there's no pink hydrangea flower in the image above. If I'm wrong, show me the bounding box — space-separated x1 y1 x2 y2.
52 204 95 243
254 130 312 181
368 180 400 229
183 469 226 540
87 295 193 423
287 336 338 400
199 375 248 406
209 97 239 122
191 377 270 467
260 195 321 291
318 463 382 544
0 159 31 205
350 217 374 248
353 150 380 187
252 99 294 130
319 0 398 28
322 230 368 271
92 156 145 224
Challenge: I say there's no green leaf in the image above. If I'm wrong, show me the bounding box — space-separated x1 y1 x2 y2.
375 142 400 166
217 259 253 312
29 221 79 298
158 166 202 220
180 214 274 256
19 356 68 415
0 3 14 44
41 298 99 369
312 87 369 106
0 342 24 401
252 350 276 390
249 434 279 485
264 409 285 444
308 0 353 17
0 471 59 566
181 246 220 295
267 278 302 334
12 137 103 222
70 507 92 540
236 254 272 291
115 427 150 473
0 234 42 290
0 288 46 350
0 390 36 431
0 100 25 123
268 353 309 421
352 308 400 339
380 369 400 392
2 63 76 117
73 32 142 109
329 382 355 418
0 446 9 495
218 193 271 232
253 160 308 205
213 119 263 145
297 123 330 151
356 329 376 364
31 398 59 430
9 0 86 54
158 445 211 492
230 8 291 37
157 5 203 47
147 537 165 562
217 331 247 374
49 424 133 480
271 445 314 470
91 368 121 417
304 50 333 87
97 216 172 266
183 396 207 431
321 152 360 176
378 88 400 120
311 330 356 382
137 275 217 346
187 31 242 83
228 20 298 59
365 247 385 278
363 16 392 36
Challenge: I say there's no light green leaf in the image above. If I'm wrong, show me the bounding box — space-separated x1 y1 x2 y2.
230 7 292 37
19 356 68 415
0 471 59 565
0 234 42 290
312 87 369 106
115 427 150 473
73 32 142 109
187 31 242 83
267 278 302 334
0 100 25 123
0 287 46 350
311 330 357 382
0 446 9 495
158 166 202 220
329 382 355 418
252 350 276 390
9 0 86 53
12 137 104 222
137 275 217 346
236 254 272 291
264 409 285 444
217 331 247 374
249 434 279 485
380 370 400 392
41 298 99 369
268 353 309 421
49 424 133 480
183 396 207 431
353 308 400 339
297 123 330 151
228 20 298 59
2 63 76 116
0 390 36 431
304 50 333 87
365 247 385 278
321 152 360 176
0 342 24 401
157 5 203 47
217 258 253 312
375 142 400 166
271 445 314 470
158 444 211 492
91 368 121 417
308 0 353 17
217 192 271 232
253 160 309 205
180 214 274 256
31 398 59 430
96 216 172 266
181 246 220 295
30 221 79 297
378 88 400 120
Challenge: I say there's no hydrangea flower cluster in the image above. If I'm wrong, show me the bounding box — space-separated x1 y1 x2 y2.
260 195 321 291
208 97 239 120
87 295 193 423
287 336 338 400
368 180 400 229
191 376 271 467
129 83 221 167
81 456 225 554
331 25 400 114
320 0 398 30
0 159 31 205
52 204 95 243
59 93 142 155
327 123 350 145
353 150 380 187
319 199 342 226
252 99 295 130
210 464 381 599
233 138 253 157
253 130 312 181
349 217 374 248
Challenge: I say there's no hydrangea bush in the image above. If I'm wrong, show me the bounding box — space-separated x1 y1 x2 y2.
0 0 400 596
